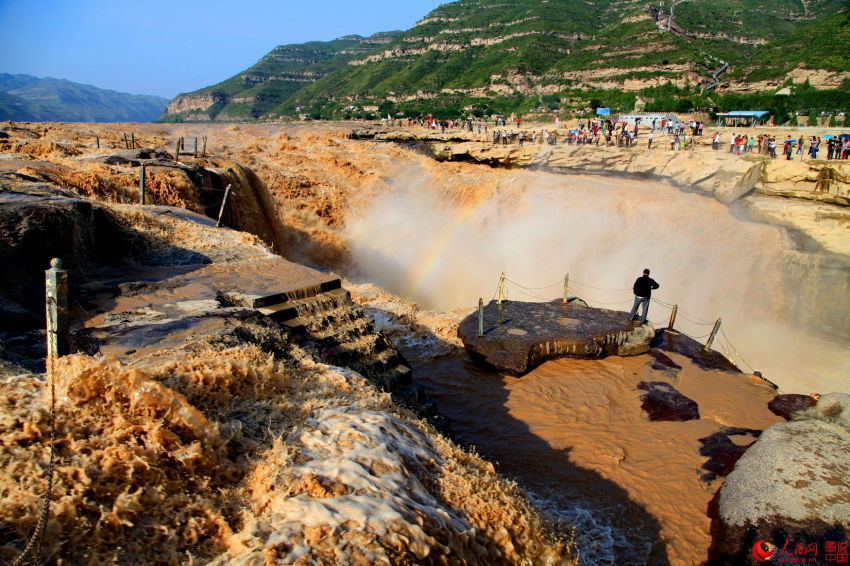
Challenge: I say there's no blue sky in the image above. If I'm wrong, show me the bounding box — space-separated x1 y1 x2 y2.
0 0 449 99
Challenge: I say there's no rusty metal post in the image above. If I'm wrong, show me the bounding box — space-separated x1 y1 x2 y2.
45 258 68 364
216 184 232 227
95 135 100 149
497 272 505 305
193 137 198 158
123 133 129 149
139 164 146 205
705 318 722 351
666 304 678 333
563 272 569 304
131 132 135 149
478 297 484 337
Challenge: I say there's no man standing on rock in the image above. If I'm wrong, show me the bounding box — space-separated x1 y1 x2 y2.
629 269 660 325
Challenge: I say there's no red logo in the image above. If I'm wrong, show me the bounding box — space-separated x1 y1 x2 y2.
753 540 776 562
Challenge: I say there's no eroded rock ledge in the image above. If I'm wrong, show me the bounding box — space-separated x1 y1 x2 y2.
353 126 850 259
457 299 654 376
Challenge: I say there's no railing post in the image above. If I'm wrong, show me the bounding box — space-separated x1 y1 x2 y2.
705 318 722 351
193 137 198 158
478 297 484 337
123 133 129 149
666 304 678 333
216 184 232 227
45 258 68 365
201 135 207 157
174 139 180 161
139 164 146 205
497 272 505 305
563 272 569 304
131 132 135 149
95 135 100 149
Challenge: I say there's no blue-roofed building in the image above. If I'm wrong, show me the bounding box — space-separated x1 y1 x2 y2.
715 111 771 127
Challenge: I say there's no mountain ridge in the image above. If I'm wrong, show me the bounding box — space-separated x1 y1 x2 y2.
0 73 169 122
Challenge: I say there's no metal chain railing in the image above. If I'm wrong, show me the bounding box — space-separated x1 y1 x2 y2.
493 270 760 373
13 296 59 566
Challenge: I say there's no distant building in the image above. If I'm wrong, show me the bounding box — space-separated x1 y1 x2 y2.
618 112 677 124
715 110 770 127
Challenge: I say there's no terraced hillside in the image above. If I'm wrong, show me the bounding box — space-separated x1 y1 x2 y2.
165 0 849 121
165 32 401 120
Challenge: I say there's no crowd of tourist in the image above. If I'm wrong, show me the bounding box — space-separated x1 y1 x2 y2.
710 132 850 159
392 113 849 160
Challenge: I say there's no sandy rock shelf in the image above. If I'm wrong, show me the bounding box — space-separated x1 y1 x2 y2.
458 299 655 376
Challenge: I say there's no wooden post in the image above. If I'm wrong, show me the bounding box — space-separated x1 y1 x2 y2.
139 164 146 205
193 137 198 158
216 184 232 227
478 297 484 337
95 135 100 149
174 139 180 161
123 133 129 149
563 272 569 304
666 304 678 333
131 132 135 149
497 272 505 305
705 318 722 351
45 258 68 365
201 135 207 157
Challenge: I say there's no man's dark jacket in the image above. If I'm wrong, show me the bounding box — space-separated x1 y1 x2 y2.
633 275 659 298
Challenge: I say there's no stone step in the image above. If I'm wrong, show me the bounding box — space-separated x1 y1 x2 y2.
257 287 351 322
225 260 341 309
309 317 373 343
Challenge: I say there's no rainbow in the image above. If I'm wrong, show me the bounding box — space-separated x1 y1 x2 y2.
406 178 507 298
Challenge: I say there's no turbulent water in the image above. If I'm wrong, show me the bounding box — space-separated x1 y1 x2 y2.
403 353 781 565
344 163 849 564
345 169 849 395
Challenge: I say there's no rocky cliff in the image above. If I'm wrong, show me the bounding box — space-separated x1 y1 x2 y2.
163 0 849 121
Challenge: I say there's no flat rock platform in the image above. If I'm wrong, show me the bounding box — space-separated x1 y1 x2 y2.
458 299 655 376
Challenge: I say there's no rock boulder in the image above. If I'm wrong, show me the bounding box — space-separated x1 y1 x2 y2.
709 393 850 564
637 381 700 422
458 299 654 376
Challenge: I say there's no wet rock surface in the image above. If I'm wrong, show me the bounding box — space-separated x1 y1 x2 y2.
651 329 744 373
458 299 654 376
709 393 850 564
768 393 818 420
697 427 761 482
0 182 149 331
636 381 700 422
646 350 683 373
101 147 175 166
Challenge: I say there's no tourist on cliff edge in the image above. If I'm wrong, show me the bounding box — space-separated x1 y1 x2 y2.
629 269 660 325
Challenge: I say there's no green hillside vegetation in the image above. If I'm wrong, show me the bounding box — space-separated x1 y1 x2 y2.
164 0 850 122
172 33 401 121
0 73 168 122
